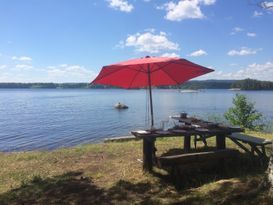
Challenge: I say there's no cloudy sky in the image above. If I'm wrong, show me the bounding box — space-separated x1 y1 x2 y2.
0 0 273 82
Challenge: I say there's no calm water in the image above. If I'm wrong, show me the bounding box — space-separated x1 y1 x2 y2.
1 89 273 152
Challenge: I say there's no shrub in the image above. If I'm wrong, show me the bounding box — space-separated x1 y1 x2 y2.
224 93 263 130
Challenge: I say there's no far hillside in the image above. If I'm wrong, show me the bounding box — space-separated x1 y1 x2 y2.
231 79 273 90
165 79 273 90
178 80 235 89
1 79 273 90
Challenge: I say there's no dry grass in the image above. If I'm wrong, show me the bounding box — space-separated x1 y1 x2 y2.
0 131 272 204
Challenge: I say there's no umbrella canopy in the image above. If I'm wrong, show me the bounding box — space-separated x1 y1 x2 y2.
91 56 214 128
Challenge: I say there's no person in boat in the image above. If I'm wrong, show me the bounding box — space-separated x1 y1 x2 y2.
115 102 128 109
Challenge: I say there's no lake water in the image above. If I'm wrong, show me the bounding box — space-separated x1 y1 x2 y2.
1 89 273 152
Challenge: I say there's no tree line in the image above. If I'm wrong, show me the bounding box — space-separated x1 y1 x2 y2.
231 78 273 90
1 79 273 90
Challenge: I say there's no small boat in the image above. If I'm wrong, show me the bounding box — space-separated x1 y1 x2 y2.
114 102 128 109
180 89 199 93
229 88 241 91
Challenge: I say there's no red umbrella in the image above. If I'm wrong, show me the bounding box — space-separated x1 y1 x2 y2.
91 56 214 128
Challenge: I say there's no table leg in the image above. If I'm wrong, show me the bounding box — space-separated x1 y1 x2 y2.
143 137 155 171
262 145 266 157
184 134 191 153
216 134 226 149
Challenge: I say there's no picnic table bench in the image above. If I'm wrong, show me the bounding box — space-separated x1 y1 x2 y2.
158 149 239 166
158 149 240 173
132 116 243 171
228 133 272 158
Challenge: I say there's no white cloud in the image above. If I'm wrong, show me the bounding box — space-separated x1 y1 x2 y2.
230 27 244 35
0 65 7 69
15 64 33 70
47 64 97 83
107 0 134 12
161 52 180 58
120 30 180 53
253 10 263 17
200 62 273 81
247 32 256 37
227 47 261 56
0 51 96 82
159 0 216 21
230 28 256 37
200 0 216 5
261 1 273 10
12 56 32 61
0 72 26 82
189 49 207 57
0 62 97 83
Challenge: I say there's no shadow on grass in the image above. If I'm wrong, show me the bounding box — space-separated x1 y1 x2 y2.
0 172 105 205
150 149 273 204
0 171 160 205
153 147 269 190
0 153 271 205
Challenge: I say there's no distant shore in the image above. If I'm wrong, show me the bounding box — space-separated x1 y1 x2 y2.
1 79 273 90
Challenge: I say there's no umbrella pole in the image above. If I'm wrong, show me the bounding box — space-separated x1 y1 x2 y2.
147 64 154 129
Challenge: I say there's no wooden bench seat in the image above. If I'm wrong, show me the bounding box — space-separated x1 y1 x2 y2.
228 133 272 158
158 149 239 170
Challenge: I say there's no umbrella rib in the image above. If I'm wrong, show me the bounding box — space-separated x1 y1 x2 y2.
144 61 188 85
151 61 205 73
128 67 143 88
151 59 211 73
160 67 180 85
150 62 174 73
151 60 210 85
170 61 213 76
93 67 123 82
171 61 208 70
138 64 148 73
93 66 146 82
127 64 150 88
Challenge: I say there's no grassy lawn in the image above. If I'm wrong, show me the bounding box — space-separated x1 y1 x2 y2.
0 131 273 204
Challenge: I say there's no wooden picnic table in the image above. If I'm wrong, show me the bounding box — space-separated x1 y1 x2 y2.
131 116 243 171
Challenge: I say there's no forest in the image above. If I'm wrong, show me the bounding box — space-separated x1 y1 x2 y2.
1 79 273 90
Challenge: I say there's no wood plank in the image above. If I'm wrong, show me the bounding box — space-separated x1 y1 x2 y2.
194 134 208 147
262 146 266 156
184 134 191 153
229 138 252 154
143 137 155 171
216 134 226 149
158 149 239 167
230 133 272 145
251 145 264 157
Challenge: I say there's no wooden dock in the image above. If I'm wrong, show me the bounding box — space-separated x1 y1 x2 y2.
104 135 137 143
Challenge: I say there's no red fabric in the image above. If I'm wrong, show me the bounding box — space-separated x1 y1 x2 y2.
91 57 214 88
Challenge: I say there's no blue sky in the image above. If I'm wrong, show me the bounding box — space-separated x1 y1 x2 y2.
0 0 272 82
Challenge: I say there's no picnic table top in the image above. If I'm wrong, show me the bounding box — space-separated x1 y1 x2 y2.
131 116 243 139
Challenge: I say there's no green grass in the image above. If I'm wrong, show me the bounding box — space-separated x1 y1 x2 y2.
0 131 273 204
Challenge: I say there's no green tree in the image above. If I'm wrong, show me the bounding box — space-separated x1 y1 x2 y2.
224 94 263 130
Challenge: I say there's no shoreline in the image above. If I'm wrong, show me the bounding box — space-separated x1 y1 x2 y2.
1 78 273 90
0 135 137 153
